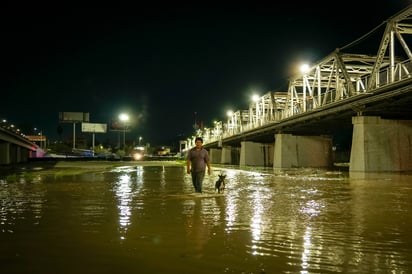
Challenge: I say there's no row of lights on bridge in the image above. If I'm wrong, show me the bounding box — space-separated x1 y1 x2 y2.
191 63 312 141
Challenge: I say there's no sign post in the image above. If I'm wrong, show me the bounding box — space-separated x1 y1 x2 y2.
59 112 90 150
81 122 107 156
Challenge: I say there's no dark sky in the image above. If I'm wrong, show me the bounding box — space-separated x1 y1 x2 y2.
1 3 410 146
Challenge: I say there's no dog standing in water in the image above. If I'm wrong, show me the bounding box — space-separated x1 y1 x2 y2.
215 174 227 194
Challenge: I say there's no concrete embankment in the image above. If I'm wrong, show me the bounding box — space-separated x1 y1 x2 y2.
0 159 185 176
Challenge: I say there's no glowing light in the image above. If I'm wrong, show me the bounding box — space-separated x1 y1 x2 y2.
118 113 129 149
133 152 143 160
300 63 310 74
119 113 129 122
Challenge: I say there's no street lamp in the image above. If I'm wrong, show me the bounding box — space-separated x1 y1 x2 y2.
299 63 310 74
139 136 142 146
227 110 233 135
300 63 310 111
252 94 259 126
119 113 129 150
34 127 44 149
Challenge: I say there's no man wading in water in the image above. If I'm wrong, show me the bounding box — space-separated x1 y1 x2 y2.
186 137 211 193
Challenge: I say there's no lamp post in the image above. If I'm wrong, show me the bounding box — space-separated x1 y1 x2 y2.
252 94 259 127
119 113 129 150
214 120 223 147
227 110 233 135
34 127 44 149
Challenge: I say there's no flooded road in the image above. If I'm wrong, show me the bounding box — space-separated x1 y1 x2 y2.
1 162 412 273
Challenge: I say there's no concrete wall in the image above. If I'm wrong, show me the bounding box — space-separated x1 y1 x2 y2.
0 142 30 165
239 141 273 167
209 148 222 164
221 146 240 165
0 142 10 165
350 116 412 172
273 133 333 169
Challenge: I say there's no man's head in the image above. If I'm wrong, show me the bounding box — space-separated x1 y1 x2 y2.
195 137 203 147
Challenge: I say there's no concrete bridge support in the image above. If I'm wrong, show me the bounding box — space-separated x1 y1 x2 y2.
0 143 29 165
221 146 240 165
350 116 412 172
0 142 11 165
209 148 222 164
13 145 21 164
239 141 273 167
273 133 333 169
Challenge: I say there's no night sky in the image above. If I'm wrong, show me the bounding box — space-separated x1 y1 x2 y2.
1 3 410 147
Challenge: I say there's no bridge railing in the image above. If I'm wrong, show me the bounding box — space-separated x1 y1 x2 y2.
363 59 412 89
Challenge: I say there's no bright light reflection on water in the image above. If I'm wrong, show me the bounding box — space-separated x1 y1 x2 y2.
1 163 412 273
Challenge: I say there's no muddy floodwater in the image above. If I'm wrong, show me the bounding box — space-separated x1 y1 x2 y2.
1 161 412 273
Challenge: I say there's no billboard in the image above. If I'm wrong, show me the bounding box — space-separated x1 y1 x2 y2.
59 112 90 123
110 119 130 132
26 135 46 142
81 122 107 133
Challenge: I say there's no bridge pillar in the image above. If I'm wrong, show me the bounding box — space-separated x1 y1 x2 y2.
221 146 240 165
17 146 29 163
0 142 11 164
273 133 333 169
9 144 19 164
16 146 23 163
350 116 412 172
240 141 273 166
209 148 222 164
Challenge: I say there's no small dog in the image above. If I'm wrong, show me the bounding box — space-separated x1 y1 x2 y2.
215 174 227 194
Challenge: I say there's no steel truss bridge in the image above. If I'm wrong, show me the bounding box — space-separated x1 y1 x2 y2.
187 5 412 150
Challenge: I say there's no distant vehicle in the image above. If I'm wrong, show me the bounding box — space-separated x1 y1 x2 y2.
157 147 171 156
72 148 94 157
132 146 145 160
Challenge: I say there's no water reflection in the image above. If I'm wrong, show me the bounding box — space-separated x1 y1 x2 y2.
1 164 412 273
113 166 145 239
0 174 46 231
183 199 214 259
116 173 133 237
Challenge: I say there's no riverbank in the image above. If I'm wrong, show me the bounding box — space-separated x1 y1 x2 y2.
0 159 185 177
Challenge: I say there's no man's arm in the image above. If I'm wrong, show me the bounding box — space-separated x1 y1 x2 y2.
186 160 191 174
206 160 211 175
